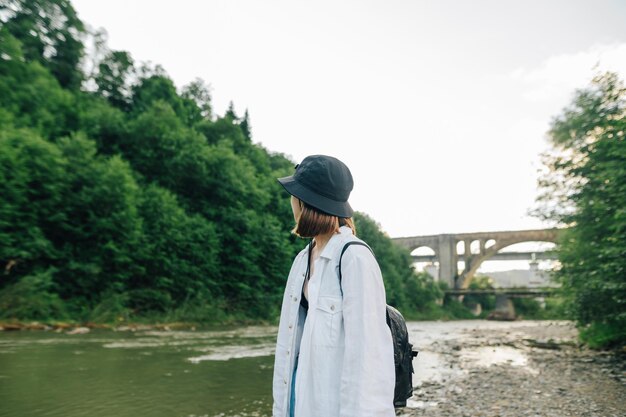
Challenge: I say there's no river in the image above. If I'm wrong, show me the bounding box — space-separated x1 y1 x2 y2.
0 321 623 417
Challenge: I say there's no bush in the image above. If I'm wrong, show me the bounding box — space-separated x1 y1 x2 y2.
405 272 445 311
512 296 569 320
127 289 173 314
161 292 229 324
512 297 542 318
0 269 68 320
89 292 132 323
463 275 495 312
579 321 626 349
442 297 476 319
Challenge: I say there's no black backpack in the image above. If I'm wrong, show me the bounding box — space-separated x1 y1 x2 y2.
338 241 418 408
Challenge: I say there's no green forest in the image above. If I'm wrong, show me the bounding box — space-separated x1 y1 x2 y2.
0 0 447 326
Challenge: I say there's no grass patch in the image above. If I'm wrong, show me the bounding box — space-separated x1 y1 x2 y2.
579 321 626 349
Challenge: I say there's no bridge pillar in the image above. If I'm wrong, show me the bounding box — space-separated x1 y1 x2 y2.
488 294 516 321
463 239 471 255
437 235 458 289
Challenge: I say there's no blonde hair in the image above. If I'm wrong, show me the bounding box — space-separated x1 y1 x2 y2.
293 200 356 238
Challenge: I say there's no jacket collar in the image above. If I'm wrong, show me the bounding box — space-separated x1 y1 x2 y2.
318 225 353 260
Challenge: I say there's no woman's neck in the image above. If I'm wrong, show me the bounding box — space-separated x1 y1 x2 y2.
313 231 335 254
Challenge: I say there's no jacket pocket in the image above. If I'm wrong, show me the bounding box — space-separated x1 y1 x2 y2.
312 296 344 347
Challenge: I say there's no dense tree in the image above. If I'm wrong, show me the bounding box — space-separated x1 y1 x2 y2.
133 184 220 312
0 128 68 282
0 129 144 314
0 28 76 139
95 50 135 111
75 93 127 155
0 0 85 89
51 135 145 308
130 74 187 119
240 109 252 140
0 0 445 324
537 72 626 347
181 78 212 122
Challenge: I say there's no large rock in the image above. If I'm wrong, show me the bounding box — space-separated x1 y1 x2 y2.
66 327 90 335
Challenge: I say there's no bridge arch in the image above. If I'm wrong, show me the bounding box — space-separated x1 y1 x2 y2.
458 237 559 288
456 241 466 255
410 246 437 257
411 245 439 277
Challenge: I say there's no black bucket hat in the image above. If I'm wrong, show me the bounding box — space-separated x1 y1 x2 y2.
277 154 354 218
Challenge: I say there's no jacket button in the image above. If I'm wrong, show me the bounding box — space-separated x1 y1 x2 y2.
287 350 290 355
293 296 298 302
283 378 287 384
288 324 293 329
330 305 335 311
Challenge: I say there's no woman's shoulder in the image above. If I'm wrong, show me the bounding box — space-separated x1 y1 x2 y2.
338 235 376 263
337 236 384 285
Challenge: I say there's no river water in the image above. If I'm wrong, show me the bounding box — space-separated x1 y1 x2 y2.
0 321 550 417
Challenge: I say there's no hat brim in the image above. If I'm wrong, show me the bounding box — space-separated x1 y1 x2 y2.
277 176 354 218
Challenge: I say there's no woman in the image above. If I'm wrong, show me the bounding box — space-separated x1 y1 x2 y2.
272 155 395 417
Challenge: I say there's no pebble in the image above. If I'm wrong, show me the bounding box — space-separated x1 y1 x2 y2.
398 322 626 417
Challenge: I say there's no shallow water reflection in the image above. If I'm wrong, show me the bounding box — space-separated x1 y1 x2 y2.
0 321 549 417
0 326 278 417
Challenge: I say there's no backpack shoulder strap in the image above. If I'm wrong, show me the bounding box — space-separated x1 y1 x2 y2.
338 241 374 286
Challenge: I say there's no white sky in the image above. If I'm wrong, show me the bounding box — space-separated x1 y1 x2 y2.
73 0 626 239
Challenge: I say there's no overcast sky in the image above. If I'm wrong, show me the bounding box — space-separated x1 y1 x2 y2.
73 0 626 239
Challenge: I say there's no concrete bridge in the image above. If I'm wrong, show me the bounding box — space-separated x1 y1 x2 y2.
392 228 562 289
444 288 557 297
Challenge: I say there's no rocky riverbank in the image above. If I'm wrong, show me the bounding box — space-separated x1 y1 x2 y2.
0 320 200 332
400 321 625 417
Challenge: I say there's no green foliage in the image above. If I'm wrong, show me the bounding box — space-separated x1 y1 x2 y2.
135 184 220 303
131 74 187 119
441 297 476 320
88 291 132 323
0 0 302 324
542 296 568 319
95 50 135 110
405 272 444 311
1 0 86 89
512 297 542 318
463 275 496 311
0 0 444 326
354 213 444 315
159 291 229 324
75 93 128 155
0 28 76 139
537 72 626 348
511 296 568 320
53 134 145 305
126 289 173 314
579 321 626 349
354 212 410 308
0 268 68 320
0 128 68 280
181 78 212 122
